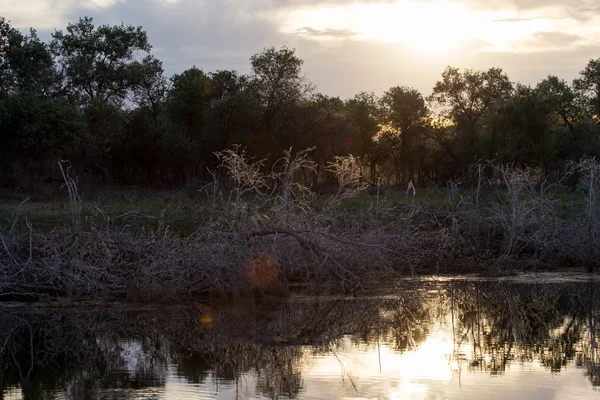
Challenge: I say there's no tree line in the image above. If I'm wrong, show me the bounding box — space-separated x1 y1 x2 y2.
2 16 600 189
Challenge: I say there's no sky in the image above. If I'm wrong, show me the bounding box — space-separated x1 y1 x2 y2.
1 0 600 98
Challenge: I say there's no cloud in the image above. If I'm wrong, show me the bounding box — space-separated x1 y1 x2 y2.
497 30 588 52
494 17 536 22
56 0 285 75
1 0 600 99
455 0 599 11
0 0 120 29
532 31 583 45
83 0 121 8
294 27 358 39
579 7 600 12
474 44 600 82
575 6 600 21
436 0 600 22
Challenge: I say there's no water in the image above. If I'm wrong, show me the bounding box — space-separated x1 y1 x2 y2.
2 274 600 399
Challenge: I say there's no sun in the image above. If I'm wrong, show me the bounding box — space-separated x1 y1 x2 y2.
281 0 485 53
279 0 556 54
352 1 480 53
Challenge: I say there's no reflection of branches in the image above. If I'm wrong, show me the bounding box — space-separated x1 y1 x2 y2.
438 279 600 384
331 348 358 396
0 297 386 399
2 279 600 397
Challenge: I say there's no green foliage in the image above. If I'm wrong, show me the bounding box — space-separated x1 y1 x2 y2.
51 16 156 104
205 70 261 150
0 17 57 95
2 15 600 190
166 67 213 137
429 66 513 167
380 86 429 184
0 92 83 158
250 46 305 109
250 46 312 149
345 92 380 180
574 58 600 119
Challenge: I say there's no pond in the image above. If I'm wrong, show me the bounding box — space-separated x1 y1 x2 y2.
2 273 600 399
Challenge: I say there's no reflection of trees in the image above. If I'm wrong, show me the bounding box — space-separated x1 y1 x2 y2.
580 284 600 386
0 311 171 400
428 280 600 386
2 279 600 398
0 298 387 399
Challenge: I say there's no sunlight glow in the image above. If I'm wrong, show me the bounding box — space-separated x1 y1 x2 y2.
279 0 563 53
314 334 455 379
305 329 460 399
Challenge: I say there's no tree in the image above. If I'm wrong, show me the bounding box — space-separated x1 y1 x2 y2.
494 84 556 168
51 17 160 104
537 76 579 144
294 94 355 183
0 93 84 186
205 70 260 151
574 59 600 122
429 67 512 168
0 17 57 95
346 92 381 181
0 18 83 186
418 117 459 182
381 86 428 183
132 55 167 124
166 67 213 136
250 46 312 147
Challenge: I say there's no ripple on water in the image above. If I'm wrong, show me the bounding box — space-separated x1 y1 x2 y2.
2 274 600 399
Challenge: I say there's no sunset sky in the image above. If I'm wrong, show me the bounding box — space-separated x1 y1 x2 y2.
1 0 599 98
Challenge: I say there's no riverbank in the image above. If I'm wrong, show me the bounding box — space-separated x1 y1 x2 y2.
0 191 597 302
1 156 599 301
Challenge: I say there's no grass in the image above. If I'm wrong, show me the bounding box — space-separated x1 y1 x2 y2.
0 195 208 237
0 179 588 234
1 153 599 302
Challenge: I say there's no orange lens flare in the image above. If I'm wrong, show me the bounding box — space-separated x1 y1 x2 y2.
243 253 278 288
200 305 215 326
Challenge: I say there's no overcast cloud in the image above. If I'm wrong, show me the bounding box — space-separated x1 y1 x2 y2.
1 0 600 98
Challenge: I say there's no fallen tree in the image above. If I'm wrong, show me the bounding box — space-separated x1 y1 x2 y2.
1 150 599 301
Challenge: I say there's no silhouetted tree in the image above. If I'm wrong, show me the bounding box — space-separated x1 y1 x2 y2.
429 67 512 173
3 16 600 189
574 59 600 122
346 92 381 181
381 86 428 184
250 46 313 158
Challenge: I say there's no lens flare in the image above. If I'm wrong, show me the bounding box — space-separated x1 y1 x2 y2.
243 253 279 288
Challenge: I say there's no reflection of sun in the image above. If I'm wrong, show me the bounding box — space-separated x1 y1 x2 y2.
396 333 456 378
307 330 461 398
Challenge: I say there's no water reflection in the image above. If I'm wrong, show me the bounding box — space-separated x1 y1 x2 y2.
1 277 600 399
